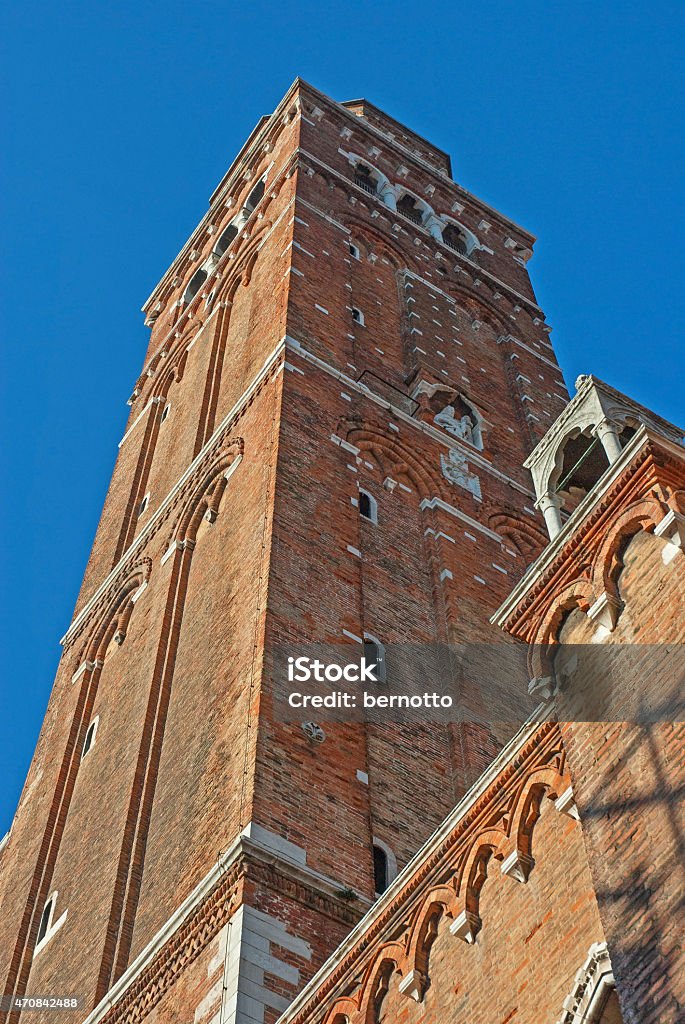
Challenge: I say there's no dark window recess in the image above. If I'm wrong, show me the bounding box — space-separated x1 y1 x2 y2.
82 721 96 757
359 492 372 519
373 845 389 894
364 639 386 682
442 224 468 254
185 267 207 304
397 194 422 224
245 178 265 211
37 899 53 944
354 164 376 194
214 224 238 257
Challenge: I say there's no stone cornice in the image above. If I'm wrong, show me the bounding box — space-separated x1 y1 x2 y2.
300 80 536 243
142 77 537 319
296 148 543 316
81 833 368 1024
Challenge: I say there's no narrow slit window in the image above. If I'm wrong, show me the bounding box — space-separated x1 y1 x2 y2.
36 898 53 945
359 489 377 524
161 404 170 423
245 178 265 212
82 718 98 758
373 845 389 895
183 267 207 305
139 494 149 515
363 635 386 683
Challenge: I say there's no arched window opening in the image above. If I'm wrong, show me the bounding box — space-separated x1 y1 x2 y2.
36 897 54 945
183 267 207 305
363 634 386 683
373 844 389 895
351 306 365 326
396 193 424 225
349 241 361 259
214 222 239 258
82 717 98 758
354 163 378 195
245 177 265 212
554 431 610 516
442 223 469 255
359 489 377 523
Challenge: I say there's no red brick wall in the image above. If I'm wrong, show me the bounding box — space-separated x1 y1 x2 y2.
558 528 685 1023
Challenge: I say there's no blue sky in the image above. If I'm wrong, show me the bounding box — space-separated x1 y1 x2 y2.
1 2 683 830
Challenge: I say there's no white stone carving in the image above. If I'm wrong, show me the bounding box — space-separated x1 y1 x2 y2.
557 941 615 1024
398 969 428 1002
440 449 482 500
435 405 475 444
301 722 326 744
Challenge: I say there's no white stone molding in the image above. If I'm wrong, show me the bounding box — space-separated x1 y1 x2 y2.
440 449 482 500
500 849 534 883
398 968 428 1002
557 941 616 1024
587 591 622 633
449 908 481 944
554 785 580 821
524 374 684 508
654 508 685 564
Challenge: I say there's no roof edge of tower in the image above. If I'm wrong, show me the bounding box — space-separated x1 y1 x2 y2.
340 96 453 178
141 76 536 316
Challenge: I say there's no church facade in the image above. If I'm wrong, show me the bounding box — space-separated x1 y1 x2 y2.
0 80 682 1024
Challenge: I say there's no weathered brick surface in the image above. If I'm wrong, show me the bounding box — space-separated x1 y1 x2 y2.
557 529 685 1023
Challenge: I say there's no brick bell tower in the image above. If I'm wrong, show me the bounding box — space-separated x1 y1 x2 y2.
0 81 569 1023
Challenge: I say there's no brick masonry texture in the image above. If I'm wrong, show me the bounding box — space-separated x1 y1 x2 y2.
0 78 681 1024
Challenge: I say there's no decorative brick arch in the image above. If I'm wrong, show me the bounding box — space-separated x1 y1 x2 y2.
487 508 548 559
531 577 597 649
170 438 244 545
591 495 666 604
344 217 420 274
343 426 445 500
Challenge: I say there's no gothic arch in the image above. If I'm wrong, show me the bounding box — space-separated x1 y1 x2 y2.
75 557 153 664
507 763 569 863
591 495 666 604
531 577 597 648
170 438 244 545
558 942 617 1023
343 425 444 499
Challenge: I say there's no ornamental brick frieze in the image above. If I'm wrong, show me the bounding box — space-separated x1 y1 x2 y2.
97 863 242 1024
283 722 572 1024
